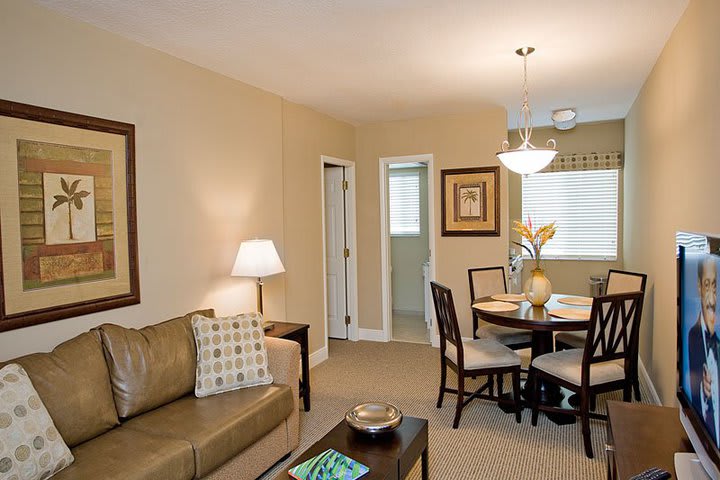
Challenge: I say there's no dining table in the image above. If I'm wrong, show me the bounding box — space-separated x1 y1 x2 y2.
471 293 592 425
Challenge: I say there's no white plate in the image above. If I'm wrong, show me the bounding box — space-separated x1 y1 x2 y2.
548 308 591 321
472 301 520 312
557 296 593 307
491 293 527 302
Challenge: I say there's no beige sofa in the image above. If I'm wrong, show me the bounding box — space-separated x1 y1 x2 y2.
1 309 300 480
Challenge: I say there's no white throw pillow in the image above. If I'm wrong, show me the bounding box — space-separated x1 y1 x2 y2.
0 363 74 480
192 313 273 398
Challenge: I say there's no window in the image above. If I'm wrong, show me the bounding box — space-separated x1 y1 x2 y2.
521 169 618 260
389 170 420 236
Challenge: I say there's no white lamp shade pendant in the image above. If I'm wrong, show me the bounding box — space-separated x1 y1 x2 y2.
231 239 285 278
497 47 558 175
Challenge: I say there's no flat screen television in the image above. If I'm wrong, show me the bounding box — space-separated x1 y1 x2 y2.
677 231 720 479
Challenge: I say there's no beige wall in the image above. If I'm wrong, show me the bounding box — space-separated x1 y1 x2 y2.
509 121 625 295
281 100 355 354
356 111 509 337
390 167 429 313
0 1 353 360
624 0 720 404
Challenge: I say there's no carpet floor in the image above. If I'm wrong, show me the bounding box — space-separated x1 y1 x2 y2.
260 340 653 479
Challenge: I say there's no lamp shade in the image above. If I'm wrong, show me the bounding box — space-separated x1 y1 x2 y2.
496 148 557 175
231 239 285 278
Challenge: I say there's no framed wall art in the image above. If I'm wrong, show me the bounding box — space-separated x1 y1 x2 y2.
0 100 139 332
441 166 500 236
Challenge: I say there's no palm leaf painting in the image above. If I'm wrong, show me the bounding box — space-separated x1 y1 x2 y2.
51 176 92 240
461 188 479 216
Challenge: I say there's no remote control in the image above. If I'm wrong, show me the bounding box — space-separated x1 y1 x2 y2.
629 467 672 480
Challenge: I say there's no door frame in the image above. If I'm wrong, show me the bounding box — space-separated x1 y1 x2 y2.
379 154 436 342
320 155 359 344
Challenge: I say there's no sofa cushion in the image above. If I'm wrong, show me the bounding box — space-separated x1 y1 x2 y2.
99 308 215 418
0 364 74 480
122 384 294 478
192 312 273 398
52 427 195 480
1 331 119 447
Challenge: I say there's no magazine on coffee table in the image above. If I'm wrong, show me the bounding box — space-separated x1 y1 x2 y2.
288 448 369 480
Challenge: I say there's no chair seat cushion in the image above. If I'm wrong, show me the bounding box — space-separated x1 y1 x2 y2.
52 427 195 480
531 349 625 386
445 339 521 369
555 331 587 349
122 384 294 478
476 324 532 346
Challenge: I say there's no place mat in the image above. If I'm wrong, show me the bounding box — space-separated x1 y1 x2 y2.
557 296 593 307
491 293 527 302
472 301 520 313
548 308 591 321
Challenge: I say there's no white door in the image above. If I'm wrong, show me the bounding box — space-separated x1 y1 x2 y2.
324 166 348 339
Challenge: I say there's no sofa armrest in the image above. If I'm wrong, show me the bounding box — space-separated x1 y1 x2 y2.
265 337 300 404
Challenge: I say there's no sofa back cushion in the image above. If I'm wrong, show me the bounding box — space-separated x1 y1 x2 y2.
1 330 119 448
99 309 215 418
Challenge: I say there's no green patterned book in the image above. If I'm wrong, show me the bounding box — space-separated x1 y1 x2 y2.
288 448 369 480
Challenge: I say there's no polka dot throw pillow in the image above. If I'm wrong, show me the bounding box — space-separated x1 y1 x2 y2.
0 363 74 480
192 313 273 398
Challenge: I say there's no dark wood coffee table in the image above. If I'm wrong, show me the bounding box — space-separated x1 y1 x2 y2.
274 416 429 480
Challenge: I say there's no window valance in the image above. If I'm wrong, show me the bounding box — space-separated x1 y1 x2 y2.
541 151 623 173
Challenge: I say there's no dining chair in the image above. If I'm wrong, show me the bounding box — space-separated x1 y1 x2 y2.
529 291 644 458
431 281 522 428
469 266 532 349
555 269 647 401
469 266 532 395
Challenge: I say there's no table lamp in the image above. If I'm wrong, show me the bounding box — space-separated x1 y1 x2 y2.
231 239 285 316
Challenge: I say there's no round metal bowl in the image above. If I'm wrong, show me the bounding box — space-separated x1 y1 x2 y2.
345 402 403 435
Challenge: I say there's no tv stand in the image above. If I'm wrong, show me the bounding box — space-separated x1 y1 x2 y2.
607 401 693 479
675 453 712 480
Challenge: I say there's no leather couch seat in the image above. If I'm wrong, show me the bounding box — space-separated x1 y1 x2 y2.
123 384 294 478
52 427 195 480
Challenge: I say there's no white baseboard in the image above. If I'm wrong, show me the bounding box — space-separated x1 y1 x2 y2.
638 358 661 405
309 346 328 369
359 328 387 342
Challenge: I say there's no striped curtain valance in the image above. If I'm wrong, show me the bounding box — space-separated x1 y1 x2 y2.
541 151 623 173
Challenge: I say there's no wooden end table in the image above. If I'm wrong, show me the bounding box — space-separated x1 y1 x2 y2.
275 416 429 480
265 321 311 412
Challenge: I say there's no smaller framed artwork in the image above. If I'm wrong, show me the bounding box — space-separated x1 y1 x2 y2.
441 166 500 236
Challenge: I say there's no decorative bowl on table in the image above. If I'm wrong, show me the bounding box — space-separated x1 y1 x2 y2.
345 402 403 435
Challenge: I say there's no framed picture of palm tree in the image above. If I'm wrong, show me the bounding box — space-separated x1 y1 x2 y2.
0 99 139 332
441 166 500 236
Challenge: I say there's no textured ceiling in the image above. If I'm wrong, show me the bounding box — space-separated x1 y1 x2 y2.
34 0 688 127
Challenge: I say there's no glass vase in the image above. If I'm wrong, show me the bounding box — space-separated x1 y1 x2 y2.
524 267 552 306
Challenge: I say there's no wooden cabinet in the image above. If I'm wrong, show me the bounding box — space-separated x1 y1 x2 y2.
606 401 693 479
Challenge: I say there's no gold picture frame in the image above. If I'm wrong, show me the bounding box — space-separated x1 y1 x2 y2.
441 166 500 236
0 100 140 331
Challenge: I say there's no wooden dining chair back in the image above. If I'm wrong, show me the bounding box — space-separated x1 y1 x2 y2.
431 281 522 428
582 291 644 373
468 266 507 301
431 281 463 360
530 291 644 458
468 267 532 355
606 269 648 295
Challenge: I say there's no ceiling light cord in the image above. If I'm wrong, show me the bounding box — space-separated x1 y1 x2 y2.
518 51 533 148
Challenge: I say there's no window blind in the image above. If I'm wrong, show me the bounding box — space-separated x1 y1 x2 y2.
389 171 420 236
521 169 618 260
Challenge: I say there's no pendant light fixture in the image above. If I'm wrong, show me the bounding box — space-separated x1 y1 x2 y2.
497 47 558 175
